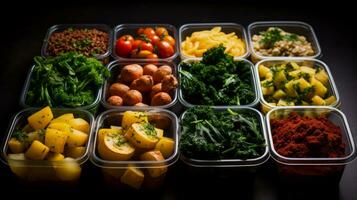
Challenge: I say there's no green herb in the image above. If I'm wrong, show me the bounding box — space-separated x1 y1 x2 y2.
12 131 28 142
142 123 157 139
113 134 127 146
262 80 274 87
26 52 110 107
259 27 298 48
179 106 265 159
179 45 255 106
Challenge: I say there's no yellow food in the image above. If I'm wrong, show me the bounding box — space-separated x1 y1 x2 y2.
46 152 65 161
8 153 27 178
54 158 81 181
97 128 122 145
66 128 88 147
48 122 71 136
140 151 167 178
65 147 86 158
51 113 74 124
25 140 49 160
125 123 159 149
121 111 148 129
45 128 68 153
155 137 175 158
181 27 246 57
27 106 53 130
120 166 144 189
8 138 25 153
68 118 90 134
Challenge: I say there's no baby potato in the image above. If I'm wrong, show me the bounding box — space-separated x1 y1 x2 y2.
109 83 130 97
153 65 172 83
140 151 167 178
151 92 172 106
150 83 162 99
98 132 135 161
123 90 143 106
107 95 123 106
143 64 158 76
119 64 143 84
130 75 154 93
161 75 178 92
122 111 148 129
125 123 159 149
135 102 148 106
155 137 175 158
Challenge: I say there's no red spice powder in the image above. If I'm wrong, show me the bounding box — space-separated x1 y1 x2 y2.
271 112 345 158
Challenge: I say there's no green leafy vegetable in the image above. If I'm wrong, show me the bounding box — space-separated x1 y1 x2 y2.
26 52 109 107
179 45 255 106
259 27 299 48
179 106 266 160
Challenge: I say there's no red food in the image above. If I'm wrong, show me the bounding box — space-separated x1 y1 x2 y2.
150 35 160 45
132 39 143 50
140 42 154 52
163 35 175 47
115 36 133 57
143 27 156 38
155 27 168 37
157 41 174 58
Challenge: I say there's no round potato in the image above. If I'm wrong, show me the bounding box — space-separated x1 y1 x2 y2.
135 102 148 107
151 92 172 106
123 90 142 106
153 65 172 83
109 83 129 97
119 64 143 83
150 83 162 99
107 96 123 106
143 64 158 76
130 75 154 93
161 75 178 92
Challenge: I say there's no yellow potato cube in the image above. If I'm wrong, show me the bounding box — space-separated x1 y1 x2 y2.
261 86 275 96
285 80 298 97
120 167 144 189
311 78 327 97
300 66 316 76
288 70 301 78
46 152 65 161
155 128 164 138
277 100 294 106
25 140 49 160
311 95 326 105
55 158 81 181
258 64 270 78
48 122 71 136
272 89 286 100
290 62 301 70
140 151 167 178
51 113 74 124
68 118 90 134
65 146 86 158
66 128 88 147
8 138 25 153
45 128 68 153
315 70 329 86
325 95 337 105
122 111 148 129
155 137 175 158
296 78 311 91
273 70 286 87
27 106 53 130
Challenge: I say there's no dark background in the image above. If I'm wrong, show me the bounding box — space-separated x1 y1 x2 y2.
0 2 356 199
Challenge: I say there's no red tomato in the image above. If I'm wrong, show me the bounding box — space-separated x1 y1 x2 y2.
149 35 160 45
132 39 143 50
137 28 145 35
163 35 175 47
157 41 174 58
115 39 132 57
155 27 168 36
140 42 154 52
143 27 156 38
146 53 158 59
119 35 134 44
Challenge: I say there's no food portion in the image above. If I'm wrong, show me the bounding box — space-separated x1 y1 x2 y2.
106 63 177 107
270 112 345 175
115 27 176 59
7 106 90 181
47 27 109 57
26 52 110 108
97 111 175 189
252 27 315 57
180 106 266 160
181 27 246 57
179 45 255 106
258 61 336 107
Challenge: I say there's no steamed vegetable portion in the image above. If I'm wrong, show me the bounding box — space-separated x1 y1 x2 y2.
181 27 246 57
179 106 265 159
7 106 90 181
106 63 177 107
26 52 110 107
252 27 315 57
97 111 175 189
180 45 255 106
258 62 336 106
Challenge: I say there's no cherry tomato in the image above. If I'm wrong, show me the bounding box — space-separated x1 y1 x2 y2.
157 41 174 58
132 39 143 50
143 27 156 38
115 38 132 57
137 28 145 35
130 49 152 58
149 35 160 45
163 35 175 47
119 35 134 44
140 42 154 52
155 27 168 37
146 53 158 59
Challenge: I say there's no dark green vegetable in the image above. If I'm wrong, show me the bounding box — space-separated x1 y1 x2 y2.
179 106 266 160
179 45 255 106
26 52 109 107
259 27 298 48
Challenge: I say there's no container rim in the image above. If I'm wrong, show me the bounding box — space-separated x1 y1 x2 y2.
19 64 102 110
247 21 322 60
178 57 260 108
266 106 356 165
179 22 250 60
0 107 95 167
90 108 179 169
254 58 340 109
101 60 178 109
112 23 179 62
179 107 270 167
41 24 113 60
